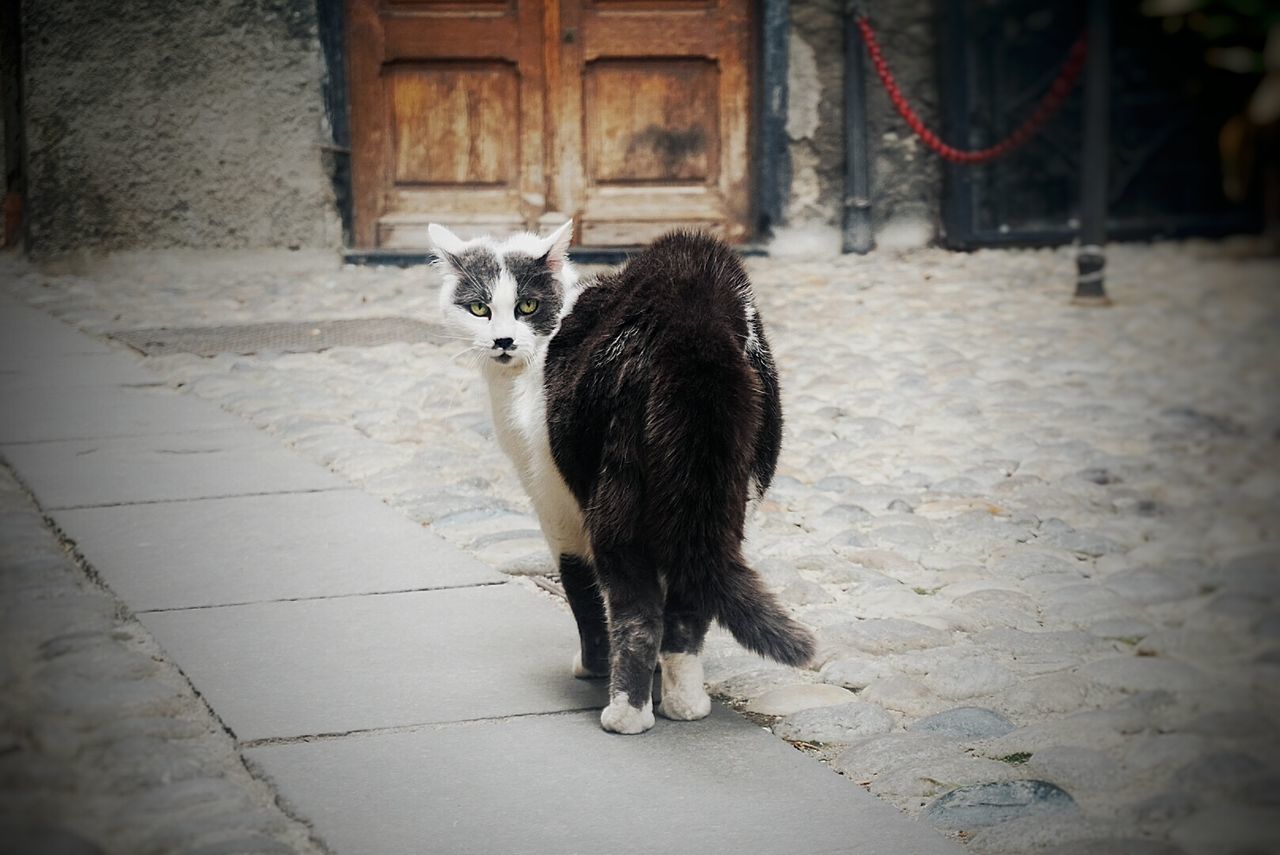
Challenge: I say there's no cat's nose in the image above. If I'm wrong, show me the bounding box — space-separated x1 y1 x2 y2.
493 338 515 351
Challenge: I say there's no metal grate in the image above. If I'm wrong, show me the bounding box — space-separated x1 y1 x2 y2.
110 318 449 357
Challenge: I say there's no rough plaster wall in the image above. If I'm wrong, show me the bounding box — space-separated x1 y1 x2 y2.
22 0 340 257
788 0 942 246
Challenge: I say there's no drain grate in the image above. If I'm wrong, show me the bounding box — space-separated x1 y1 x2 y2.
110 318 449 357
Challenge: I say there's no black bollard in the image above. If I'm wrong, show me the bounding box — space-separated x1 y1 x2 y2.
1075 0 1112 304
843 3 874 254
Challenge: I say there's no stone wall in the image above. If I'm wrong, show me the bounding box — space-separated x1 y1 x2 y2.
20 0 340 257
15 0 941 255
788 0 942 248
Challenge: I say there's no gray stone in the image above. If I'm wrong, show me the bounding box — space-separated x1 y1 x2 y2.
1173 751 1267 791
1079 656 1208 694
773 701 895 743
831 733 960 780
1023 745 1123 796
819 503 872 524
745 684 858 716
921 659 1018 700
910 707 1015 740
873 756 1017 803
52 491 498 610
139 585 603 741
1169 805 1280 855
0 353 156 392
821 618 953 655
1104 569 1199 606
779 577 835 606
924 779 1079 830
1087 617 1155 641
1040 841 1187 855
964 814 1132 855
0 384 248 443
1220 549 1280 598
246 708 963 855
819 657 896 690
860 675 945 716
2 431 347 509
1039 528 1121 558
991 552 1078 580
0 304 113 360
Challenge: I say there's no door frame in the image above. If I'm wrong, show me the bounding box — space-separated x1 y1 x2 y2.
318 0 792 254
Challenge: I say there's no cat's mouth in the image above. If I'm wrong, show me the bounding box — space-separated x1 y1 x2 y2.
493 354 514 364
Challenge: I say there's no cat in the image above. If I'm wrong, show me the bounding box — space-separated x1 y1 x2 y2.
429 221 815 734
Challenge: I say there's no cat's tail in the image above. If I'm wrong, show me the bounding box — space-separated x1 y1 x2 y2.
710 560 816 667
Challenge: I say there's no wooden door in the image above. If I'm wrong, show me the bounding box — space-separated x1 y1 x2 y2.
551 0 753 244
346 0 752 247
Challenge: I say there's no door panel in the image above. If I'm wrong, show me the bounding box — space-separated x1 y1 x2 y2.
388 64 518 186
567 0 752 244
348 0 544 246
584 60 718 183
346 0 751 247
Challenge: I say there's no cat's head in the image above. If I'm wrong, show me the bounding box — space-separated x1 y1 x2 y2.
429 221 576 372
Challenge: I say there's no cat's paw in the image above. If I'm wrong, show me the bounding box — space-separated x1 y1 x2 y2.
657 652 711 721
572 650 609 679
599 693 655 735
658 687 711 721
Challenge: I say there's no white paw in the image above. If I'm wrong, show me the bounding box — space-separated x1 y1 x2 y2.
600 693 655 734
658 687 711 721
657 652 711 721
572 650 608 679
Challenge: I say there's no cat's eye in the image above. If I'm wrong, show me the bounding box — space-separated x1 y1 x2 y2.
516 299 539 316
468 302 491 318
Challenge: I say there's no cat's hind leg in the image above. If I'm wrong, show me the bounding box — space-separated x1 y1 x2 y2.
657 588 713 721
595 548 662 734
558 554 609 678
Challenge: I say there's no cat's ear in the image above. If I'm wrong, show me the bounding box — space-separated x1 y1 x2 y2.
427 223 467 265
539 220 573 273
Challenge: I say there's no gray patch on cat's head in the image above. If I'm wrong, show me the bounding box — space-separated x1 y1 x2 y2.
504 251 563 336
441 246 501 305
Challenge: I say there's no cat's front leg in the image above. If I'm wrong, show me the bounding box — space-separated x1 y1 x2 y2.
558 554 609 678
595 550 661 734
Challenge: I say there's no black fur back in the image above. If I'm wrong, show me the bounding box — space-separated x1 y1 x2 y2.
544 231 813 667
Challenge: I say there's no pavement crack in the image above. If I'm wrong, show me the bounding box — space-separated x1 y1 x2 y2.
238 707 603 750
47 486 355 511
135 580 510 613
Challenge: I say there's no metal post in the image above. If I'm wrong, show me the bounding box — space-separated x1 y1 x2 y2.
759 0 791 238
1074 0 1111 304
842 2 873 253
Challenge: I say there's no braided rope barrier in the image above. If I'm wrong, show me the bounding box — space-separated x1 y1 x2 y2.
855 15 1089 165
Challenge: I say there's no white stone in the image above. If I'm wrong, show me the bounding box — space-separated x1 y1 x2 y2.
744 683 858 717
819 657 896 690
860 676 947 717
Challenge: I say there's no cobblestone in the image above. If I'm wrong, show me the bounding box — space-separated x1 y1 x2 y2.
3 239 1277 852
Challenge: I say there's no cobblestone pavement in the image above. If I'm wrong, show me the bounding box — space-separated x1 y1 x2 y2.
0 463 325 854
3 241 1278 853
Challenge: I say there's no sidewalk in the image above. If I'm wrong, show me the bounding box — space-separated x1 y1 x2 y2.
0 298 962 852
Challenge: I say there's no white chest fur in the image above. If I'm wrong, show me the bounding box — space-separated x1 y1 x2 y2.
484 353 588 560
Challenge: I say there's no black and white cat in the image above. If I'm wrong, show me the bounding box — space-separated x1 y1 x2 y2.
429 222 814 734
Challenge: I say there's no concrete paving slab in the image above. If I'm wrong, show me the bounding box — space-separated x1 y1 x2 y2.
0 383 247 443
1 431 348 509
0 304 113 359
0 353 156 392
53 490 501 610
139 586 604 742
246 706 962 855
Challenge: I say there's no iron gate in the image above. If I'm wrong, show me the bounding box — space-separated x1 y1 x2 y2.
939 0 1265 248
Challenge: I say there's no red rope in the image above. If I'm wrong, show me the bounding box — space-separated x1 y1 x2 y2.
855 16 1088 165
